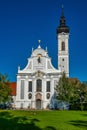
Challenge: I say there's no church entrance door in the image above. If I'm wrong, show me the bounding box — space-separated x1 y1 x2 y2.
36 99 41 109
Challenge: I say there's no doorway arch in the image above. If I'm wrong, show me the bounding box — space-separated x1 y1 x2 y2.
36 99 41 109
35 93 42 109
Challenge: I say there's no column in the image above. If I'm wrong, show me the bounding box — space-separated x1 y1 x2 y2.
32 77 36 109
42 76 46 109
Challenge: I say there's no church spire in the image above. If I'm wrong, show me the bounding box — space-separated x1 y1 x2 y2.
61 5 64 17
60 5 66 26
56 6 70 76
57 5 69 34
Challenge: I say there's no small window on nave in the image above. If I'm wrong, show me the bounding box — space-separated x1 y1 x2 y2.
28 81 32 92
46 81 50 92
61 41 65 51
36 79 42 92
20 103 23 109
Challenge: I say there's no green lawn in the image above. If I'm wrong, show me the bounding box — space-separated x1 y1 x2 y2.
0 110 87 130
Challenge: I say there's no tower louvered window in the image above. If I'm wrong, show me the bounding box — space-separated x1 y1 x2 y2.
61 41 65 51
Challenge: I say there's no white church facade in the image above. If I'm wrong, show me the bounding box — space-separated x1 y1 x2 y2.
15 9 69 109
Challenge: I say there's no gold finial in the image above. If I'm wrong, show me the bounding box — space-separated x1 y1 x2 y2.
38 40 41 45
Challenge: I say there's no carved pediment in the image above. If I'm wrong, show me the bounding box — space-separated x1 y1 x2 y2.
35 93 42 100
32 70 45 78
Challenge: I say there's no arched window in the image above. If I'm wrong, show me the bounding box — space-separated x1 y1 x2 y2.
61 41 65 51
36 79 42 92
46 81 50 92
28 81 32 92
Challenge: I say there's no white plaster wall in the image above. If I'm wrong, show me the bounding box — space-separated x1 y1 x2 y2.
57 33 69 76
15 44 64 109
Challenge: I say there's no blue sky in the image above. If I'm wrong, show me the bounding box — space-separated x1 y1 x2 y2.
0 0 87 82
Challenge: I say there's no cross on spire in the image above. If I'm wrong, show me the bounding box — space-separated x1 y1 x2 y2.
61 4 64 17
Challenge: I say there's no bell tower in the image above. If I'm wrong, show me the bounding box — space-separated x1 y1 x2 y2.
56 6 69 77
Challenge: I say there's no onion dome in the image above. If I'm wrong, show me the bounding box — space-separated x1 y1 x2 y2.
57 5 69 34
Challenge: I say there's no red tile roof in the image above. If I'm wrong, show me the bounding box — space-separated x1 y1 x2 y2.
9 82 16 96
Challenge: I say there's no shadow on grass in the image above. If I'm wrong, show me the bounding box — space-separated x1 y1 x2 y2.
43 126 56 130
81 114 87 117
70 120 87 129
0 111 56 130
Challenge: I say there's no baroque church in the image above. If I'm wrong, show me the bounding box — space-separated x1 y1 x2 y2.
14 8 69 109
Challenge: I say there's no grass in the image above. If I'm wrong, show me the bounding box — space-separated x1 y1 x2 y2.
0 110 87 130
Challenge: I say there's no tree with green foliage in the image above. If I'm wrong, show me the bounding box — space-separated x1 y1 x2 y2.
68 78 81 104
0 73 11 103
56 72 87 110
77 83 87 110
56 72 76 103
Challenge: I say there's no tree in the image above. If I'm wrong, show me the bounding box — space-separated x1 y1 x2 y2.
56 72 87 110
68 78 81 104
77 83 87 110
57 73 74 102
0 73 11 103
56 72 73 102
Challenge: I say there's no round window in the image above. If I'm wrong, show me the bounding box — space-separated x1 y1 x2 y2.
46 93 50 99
28 93 32 99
